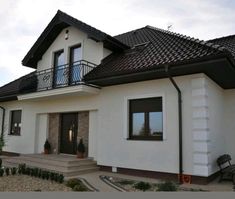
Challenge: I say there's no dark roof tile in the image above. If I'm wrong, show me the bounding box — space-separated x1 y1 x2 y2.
85 26 228 80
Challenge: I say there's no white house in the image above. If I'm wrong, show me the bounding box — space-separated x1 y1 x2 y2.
1 10 235 184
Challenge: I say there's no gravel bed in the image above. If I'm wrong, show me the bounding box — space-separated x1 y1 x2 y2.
0 175 72 192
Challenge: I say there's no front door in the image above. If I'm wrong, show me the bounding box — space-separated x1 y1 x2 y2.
60 113 78 154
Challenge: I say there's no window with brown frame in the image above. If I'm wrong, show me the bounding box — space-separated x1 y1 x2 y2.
9 110 22 136
129 97 163 140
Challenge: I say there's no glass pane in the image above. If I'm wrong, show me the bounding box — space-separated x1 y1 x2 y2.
11 110 22 135
132 113 145 136
55 51 65 67
71 47 82 83
149 112 163 137
54 51 66 86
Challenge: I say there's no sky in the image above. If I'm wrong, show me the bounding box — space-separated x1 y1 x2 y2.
0 0 235 87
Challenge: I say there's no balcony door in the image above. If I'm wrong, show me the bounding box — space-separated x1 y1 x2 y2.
70 45 82 84
53 50 67 87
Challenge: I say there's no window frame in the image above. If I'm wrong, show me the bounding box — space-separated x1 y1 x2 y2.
9 109 22 136
126 95 165 141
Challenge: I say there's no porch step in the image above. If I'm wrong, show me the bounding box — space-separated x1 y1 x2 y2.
2 154 99 177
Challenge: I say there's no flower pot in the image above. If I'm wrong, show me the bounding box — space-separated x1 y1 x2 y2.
77 152 84 159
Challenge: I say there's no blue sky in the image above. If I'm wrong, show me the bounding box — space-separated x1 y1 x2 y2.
0 0 234 87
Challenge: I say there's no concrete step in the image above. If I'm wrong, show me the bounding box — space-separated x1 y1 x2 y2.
4 156 97 170
18 155 95 167
4 158 98 172
2 154 100 177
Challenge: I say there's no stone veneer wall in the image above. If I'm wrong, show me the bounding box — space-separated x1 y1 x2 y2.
48 113 60 154
77 111 89 157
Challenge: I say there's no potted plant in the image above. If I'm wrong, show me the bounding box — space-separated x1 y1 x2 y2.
0 133 6 155
44 139 51 154
77 138 85 158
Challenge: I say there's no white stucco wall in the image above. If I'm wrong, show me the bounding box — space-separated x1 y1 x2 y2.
207 77 226 175
34 114 48 153
37 26 111 71
224 89 235 161
1 73 234 176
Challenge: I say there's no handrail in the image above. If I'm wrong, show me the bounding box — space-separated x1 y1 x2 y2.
19 60 97 93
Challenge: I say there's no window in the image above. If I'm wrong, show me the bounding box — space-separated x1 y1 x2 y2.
129 97 163 140
10 110 22 135
53 50 66 87
69 45 82 83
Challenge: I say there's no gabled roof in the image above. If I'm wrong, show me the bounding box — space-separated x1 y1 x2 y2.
84 26 234 83
208 35 235 59
1 14 235 102
22 10 129 68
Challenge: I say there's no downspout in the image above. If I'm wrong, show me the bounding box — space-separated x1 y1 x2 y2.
164 65 183 184
0 106 5 137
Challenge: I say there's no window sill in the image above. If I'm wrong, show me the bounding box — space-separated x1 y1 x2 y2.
127 137 163 141
8 134 21 136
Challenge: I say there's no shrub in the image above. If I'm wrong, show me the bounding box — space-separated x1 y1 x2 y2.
45 171 50 180
66 178 82 189
18 164 26 174
117 180 135 185
38 169 42 178
58 174 64 183
156 181 178 191
50 172 55 181
0 168 4 176
73 184 89 192
26 167 30 175
0 158 2 168
5 167 10 176
133 181 151 191
34 168 39 177
11 167 17 175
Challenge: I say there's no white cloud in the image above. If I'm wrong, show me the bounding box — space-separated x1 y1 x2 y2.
0 0 234 86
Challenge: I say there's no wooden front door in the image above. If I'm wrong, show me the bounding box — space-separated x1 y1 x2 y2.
60 113 78 154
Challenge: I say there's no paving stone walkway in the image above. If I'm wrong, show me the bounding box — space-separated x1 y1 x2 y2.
75 171 234 192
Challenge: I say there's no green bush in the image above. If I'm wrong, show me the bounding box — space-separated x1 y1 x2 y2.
66 178 81 188
11 167 17 175
58 174 64 183
156 181 178 191
38 169 42 178
5 167 10 176
18 164 26 174
50 172 55 181
0 168 4 176
117 180 135 185
133 181 151 191
72 184 89 192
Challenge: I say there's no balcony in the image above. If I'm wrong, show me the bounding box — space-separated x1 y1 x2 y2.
18 60 101 100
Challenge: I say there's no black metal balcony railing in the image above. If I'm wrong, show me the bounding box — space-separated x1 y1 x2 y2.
19 60 96 93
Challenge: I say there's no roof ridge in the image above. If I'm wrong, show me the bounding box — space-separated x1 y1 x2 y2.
145 25 229 53
114 26 146 38
208 34 235 42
